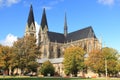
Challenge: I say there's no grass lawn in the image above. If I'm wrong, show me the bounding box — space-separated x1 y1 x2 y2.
0 76 120 80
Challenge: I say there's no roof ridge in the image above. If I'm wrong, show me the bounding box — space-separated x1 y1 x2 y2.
48 31 64 35
68 26 92 35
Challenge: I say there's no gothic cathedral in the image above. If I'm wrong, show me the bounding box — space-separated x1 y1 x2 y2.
24 5 101 73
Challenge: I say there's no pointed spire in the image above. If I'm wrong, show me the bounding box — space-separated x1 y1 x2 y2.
64 12 68 37
64 12 67 27
25 4 36 37
27 4 35 27
41 8 48 30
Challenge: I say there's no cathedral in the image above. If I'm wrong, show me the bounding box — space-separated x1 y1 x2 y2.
25 5 101 76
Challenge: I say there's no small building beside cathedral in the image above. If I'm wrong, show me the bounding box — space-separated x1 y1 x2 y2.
25 5 102 77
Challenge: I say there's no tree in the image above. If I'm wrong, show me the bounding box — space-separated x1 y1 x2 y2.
63 46 85 77
102 47 119 76
86 47 119 77
0 45 15 75
116 54 120 75
40 60 55 76
85 49 104 76
13 35 40 75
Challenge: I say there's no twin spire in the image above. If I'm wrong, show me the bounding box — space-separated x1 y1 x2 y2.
27 4 35 27
41 8 48 30
25 4 36 37
26 4 68 37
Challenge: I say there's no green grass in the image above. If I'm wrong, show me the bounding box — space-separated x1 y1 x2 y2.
0 76 119 80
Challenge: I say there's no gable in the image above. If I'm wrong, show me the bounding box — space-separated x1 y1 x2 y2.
66 26 96 42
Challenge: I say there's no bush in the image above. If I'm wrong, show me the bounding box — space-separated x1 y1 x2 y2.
40 60 55 76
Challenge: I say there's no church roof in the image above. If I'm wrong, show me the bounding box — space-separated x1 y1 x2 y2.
47 31 65 43
66 26 96 42
37 58 64 64
27 4 35 27
47 26 96 43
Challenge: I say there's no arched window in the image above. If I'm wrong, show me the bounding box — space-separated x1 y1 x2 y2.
57 48 61 58
31 26 33 30
44 47 47 58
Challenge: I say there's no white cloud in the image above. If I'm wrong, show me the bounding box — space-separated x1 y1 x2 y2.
35 21 40 43
0 0 20 7
6 0 20 6
0 0 3 7
42 6 52 10
41 0 64 10
0 0 3 4
98 0 114 6
22 0 64 10
0 33 18 46
0 22 39 47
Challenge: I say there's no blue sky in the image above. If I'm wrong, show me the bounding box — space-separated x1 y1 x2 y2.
0 0 120 52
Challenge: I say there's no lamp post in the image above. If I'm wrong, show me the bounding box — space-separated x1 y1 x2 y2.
105 58 107 80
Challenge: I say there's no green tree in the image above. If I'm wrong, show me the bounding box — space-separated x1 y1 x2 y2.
86 47 119 77
40 60 55 76
0 45 15 75
116 58 120 74
13 35 40 75
63 46 85 77
86 49 104 76
102 47 119 76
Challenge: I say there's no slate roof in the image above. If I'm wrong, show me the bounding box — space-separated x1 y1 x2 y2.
27 5 35 27
47 26 96 43
47 31 65 43
66 26 96 42
37 58 64 63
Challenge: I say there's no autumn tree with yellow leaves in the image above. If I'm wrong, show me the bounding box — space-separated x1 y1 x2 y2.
0 45 15 75
13 35 40 75
63 46 85 77
86 47 120 77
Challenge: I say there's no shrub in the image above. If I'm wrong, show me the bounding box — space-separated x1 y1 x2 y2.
40 60 55 76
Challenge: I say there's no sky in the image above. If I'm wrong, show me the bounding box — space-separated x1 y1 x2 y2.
0 0 120 52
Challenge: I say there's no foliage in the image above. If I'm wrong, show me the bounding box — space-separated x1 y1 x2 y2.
116 60 120 74
0 77 116 80
102 47 119 76
0 45 15 74
40 60 55 76
13 35 40 74
85 49 104 75
63 46 85 77
86 47 119 76
1 77 119 80
27 61 39 72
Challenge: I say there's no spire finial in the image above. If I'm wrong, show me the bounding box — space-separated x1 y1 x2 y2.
64 12 67 27
64 12 68 37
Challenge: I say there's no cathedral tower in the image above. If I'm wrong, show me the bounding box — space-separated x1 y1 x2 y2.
64 13 68 37
38 8 50 58
38 8 48 45
40 8 48 31
25 4 36 37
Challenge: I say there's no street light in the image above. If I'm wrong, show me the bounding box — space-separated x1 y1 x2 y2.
105 58 107 80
